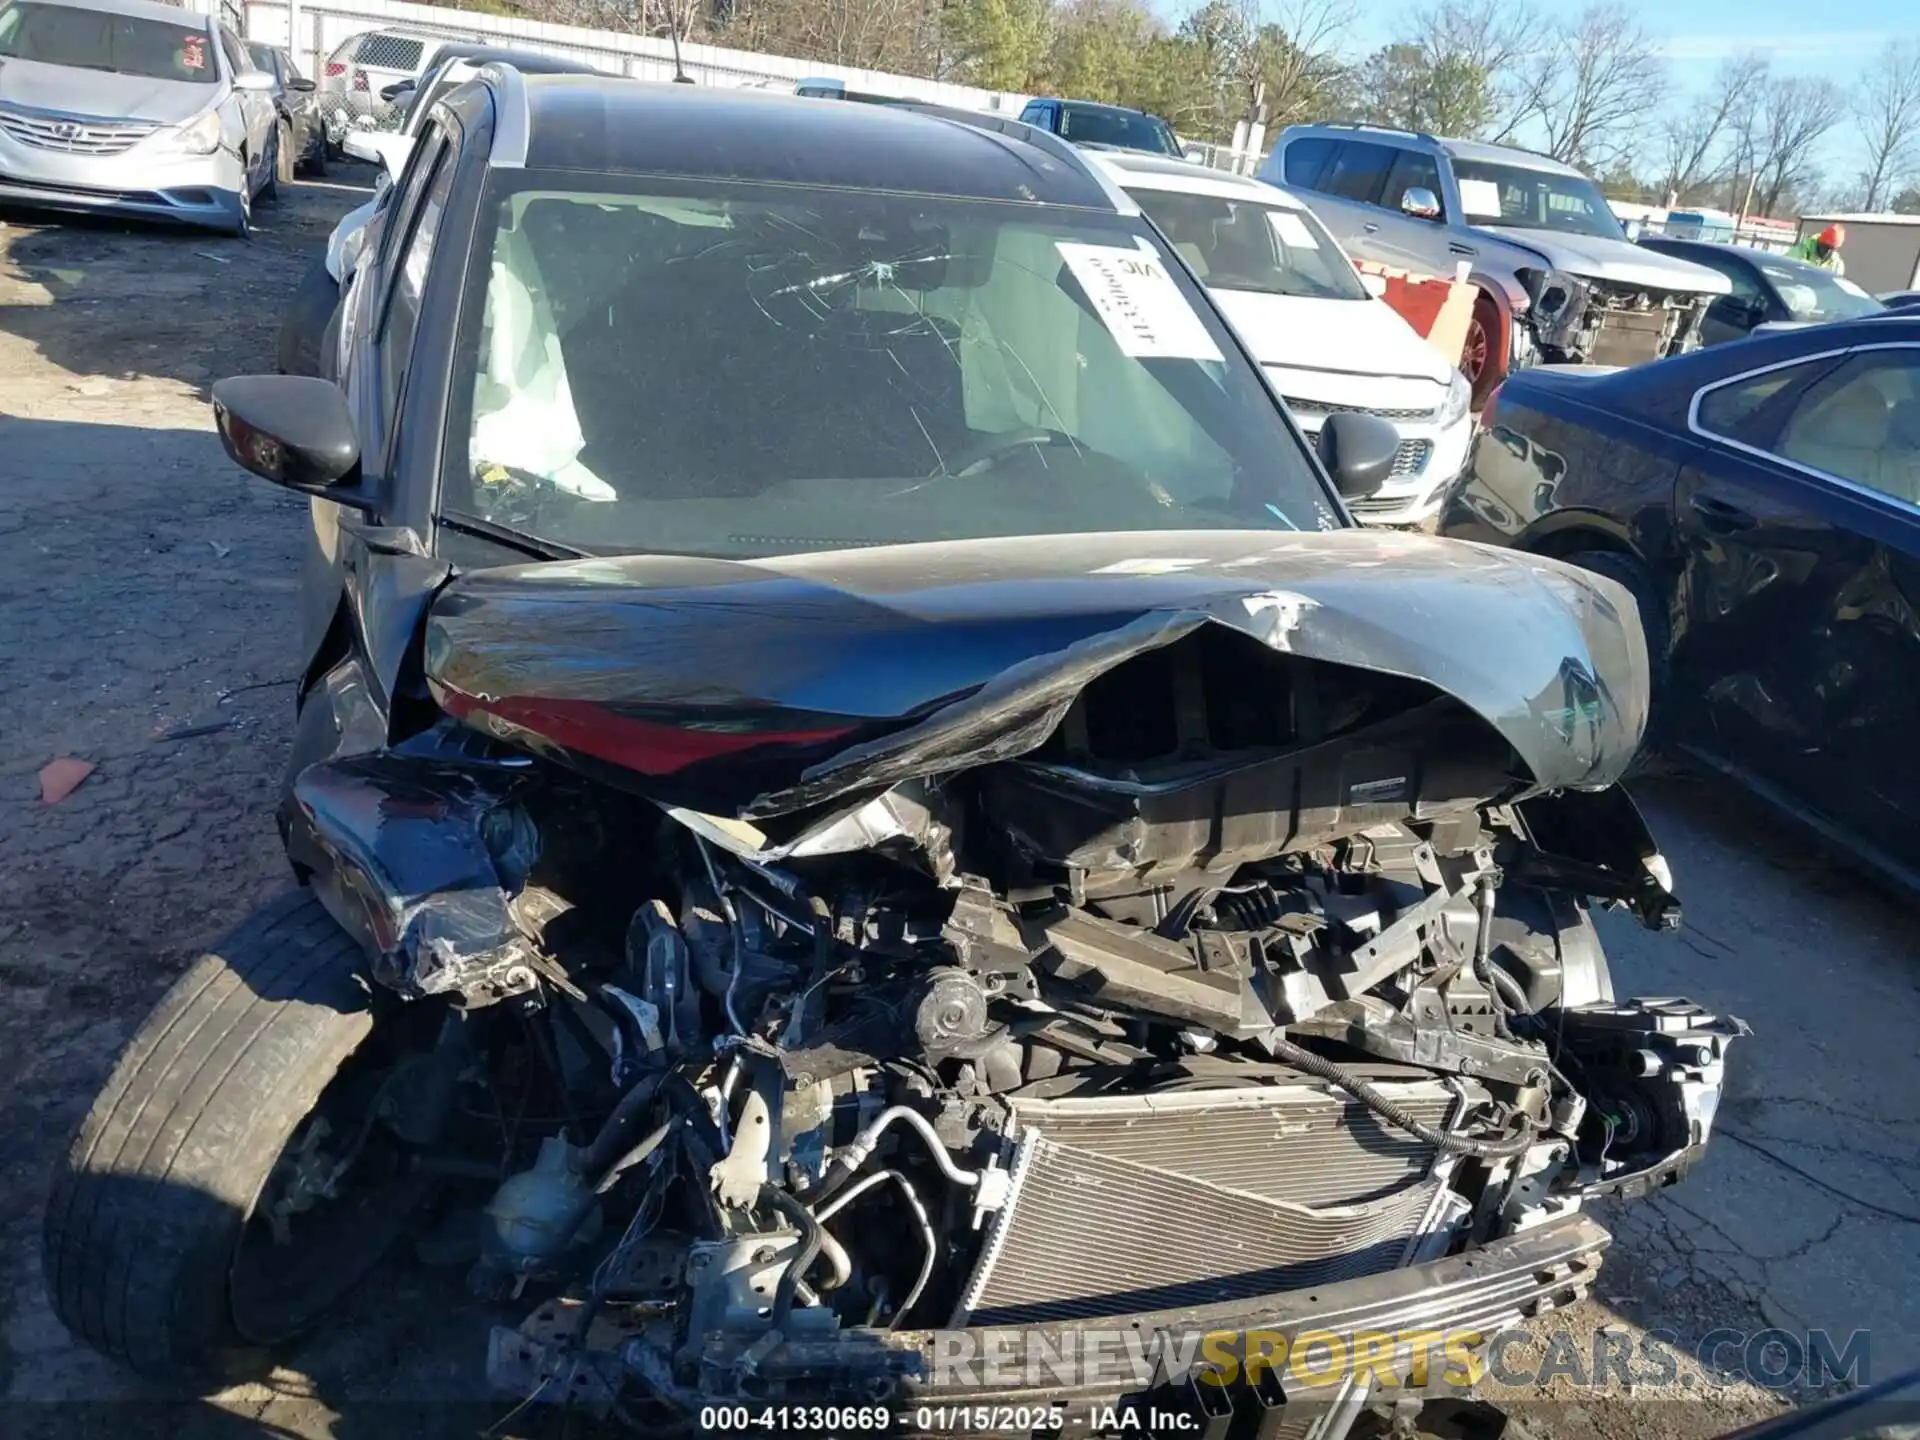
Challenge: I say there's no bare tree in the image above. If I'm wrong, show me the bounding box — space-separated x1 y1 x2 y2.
1412 0 1541 140
1511 2 1666 169
1753 77 1842 215
1854 42 1920 212
1656 51 1768 204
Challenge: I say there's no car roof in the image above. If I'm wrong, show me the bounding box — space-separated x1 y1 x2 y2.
513 78 1122 209
435 47 601 78
1435 136 1584 176
1037 98 1158 118
41 0 209 25
1087 151 1308 208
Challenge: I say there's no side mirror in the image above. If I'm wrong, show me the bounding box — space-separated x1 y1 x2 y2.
290 76 316 93
1316 411 1402 501
1400 186 1442 221
232 71 276 92
380 79 414 102
212 375 369 505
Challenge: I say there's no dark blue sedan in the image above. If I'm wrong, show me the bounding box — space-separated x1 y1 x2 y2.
1440 317 1920 888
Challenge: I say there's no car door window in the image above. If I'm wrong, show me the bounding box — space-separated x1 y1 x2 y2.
216 25 248 76
1775 352 1920 504
1382 149 1443 217
1699 351 1920 504
1281 137 1333 191
1321 142 1393 206
377 130 455 420
1691 255 1766 341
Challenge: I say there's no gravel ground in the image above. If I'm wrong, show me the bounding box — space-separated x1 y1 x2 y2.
0 177 1911 1440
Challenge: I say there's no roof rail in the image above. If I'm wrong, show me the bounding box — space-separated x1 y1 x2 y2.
479 61 530 168
1301 120 1439 146
850 99 1141 216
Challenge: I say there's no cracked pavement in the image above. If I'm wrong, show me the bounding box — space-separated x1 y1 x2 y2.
0 180 1915 1439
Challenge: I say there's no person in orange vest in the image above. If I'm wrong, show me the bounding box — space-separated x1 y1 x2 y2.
1788 223 1846 275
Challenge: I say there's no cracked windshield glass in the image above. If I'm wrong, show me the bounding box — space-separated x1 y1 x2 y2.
450 178 1337 557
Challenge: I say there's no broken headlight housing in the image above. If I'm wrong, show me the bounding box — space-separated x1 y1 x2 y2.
153 109 224 157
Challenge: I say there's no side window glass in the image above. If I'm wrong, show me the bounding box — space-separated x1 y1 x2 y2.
1696 364 1814 446
1321 142 1393 205
378 142 455 419
1383 149 1444 216
1775 353 1920 503
1282 137 1333 191
217 27 246 74
379 121 446 266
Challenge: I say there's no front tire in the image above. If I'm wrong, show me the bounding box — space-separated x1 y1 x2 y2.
1461 293 1505 409
42 892 419 1379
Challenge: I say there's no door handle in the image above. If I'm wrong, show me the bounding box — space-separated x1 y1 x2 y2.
1448 242 1476 257
1688 493 1756 531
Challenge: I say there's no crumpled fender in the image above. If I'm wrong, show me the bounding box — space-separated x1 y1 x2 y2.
423 529 1650 819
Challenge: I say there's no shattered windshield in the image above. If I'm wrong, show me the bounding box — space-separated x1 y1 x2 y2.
445 175 1338 558
1452 160 1625 240
0 0 217 82
1129 187 1368 300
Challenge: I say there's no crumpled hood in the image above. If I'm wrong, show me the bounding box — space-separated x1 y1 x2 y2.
424 530 1649 817
1478 225 1733 297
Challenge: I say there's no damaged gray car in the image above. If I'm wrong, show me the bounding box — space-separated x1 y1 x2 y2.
43 70 1744 1437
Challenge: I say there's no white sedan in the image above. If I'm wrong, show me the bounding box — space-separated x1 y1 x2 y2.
1088 152 1474 526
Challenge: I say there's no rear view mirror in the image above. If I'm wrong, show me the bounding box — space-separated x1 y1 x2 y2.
1316 411 1402 501
212 375 368 504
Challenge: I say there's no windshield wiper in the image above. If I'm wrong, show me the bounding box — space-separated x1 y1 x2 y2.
439 512 588 561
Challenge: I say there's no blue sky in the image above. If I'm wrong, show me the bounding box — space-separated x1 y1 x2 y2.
1341 0 1910 185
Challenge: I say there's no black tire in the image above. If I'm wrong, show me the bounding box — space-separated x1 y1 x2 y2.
258 134 281 207
42 891 412 1379
1565 548 1671 768
299 132 326 179
274 118 296 188
317 295 344 383
276 257 341 377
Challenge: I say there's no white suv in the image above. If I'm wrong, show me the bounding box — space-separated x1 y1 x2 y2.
318 28 447 140
1089 151 1473 526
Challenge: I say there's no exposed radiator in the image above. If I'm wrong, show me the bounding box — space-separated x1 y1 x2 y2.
961 1078 1474 1327
1006 1080 1463 1206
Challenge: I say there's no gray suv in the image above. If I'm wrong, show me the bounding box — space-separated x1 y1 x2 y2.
1260 124 1731 399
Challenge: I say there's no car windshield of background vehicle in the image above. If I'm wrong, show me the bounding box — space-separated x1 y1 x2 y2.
1059 106 1180 155
1131 188 1369 301
0 1 218 82
1452 160 1625 240
444 176 1338 558
1759 260 1886 322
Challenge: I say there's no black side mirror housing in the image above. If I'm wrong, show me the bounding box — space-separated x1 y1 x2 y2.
1316 410 1402 501
290 76 316 92
212 375 369 506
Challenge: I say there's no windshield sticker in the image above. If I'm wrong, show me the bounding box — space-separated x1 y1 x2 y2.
1055 242 1223 362
1457 179 1502 218
181 35 207 70
1269 212 1319 249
